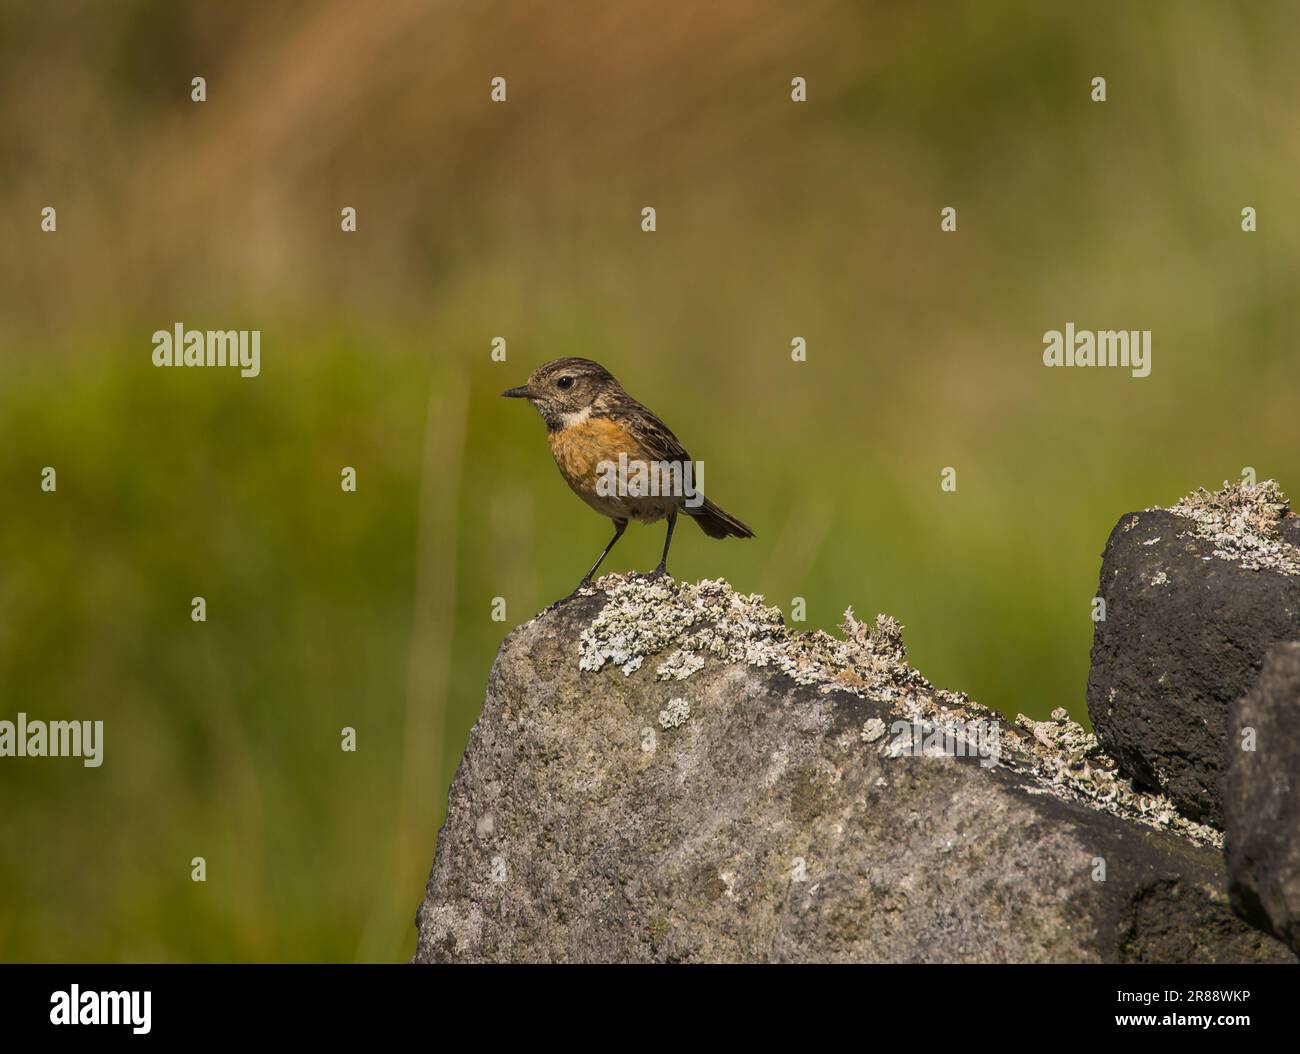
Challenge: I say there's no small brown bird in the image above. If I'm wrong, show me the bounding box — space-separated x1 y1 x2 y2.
503 357 753 587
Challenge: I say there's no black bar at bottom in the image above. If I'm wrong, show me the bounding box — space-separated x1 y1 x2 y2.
0 962 1291 1040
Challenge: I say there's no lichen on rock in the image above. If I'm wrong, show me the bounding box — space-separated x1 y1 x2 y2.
1090 477 1300 825
657 697 691 730
1011 709 1221 848
655 648 705 681
1163 478 1300 575
577 576 937 701
572 573 1221 847
416 571 1285 963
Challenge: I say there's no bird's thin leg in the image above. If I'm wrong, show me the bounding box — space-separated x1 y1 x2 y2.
580 519 628 586
651 511 677 577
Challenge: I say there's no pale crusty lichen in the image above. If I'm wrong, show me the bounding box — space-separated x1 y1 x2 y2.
658 697 691 730
1163 478 1300 575
575 573 1222 848
655 648 705 681
578 576 933 700
1011 709 1221 848
860 718 888 743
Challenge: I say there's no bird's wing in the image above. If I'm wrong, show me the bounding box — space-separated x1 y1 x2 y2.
624 401 692 465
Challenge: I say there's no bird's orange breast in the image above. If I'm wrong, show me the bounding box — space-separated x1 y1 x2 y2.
547 416 642 490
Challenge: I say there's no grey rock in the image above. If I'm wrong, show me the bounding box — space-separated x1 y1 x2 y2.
1226 642 1300 954
1087 482 1300 825
414 576 1288 963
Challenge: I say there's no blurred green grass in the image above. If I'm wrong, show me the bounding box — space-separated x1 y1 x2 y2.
2 0 1298 961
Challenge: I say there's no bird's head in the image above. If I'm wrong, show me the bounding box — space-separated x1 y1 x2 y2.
501 357 624 429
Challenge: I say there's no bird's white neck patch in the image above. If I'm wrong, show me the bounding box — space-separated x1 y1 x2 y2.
559 406 592 428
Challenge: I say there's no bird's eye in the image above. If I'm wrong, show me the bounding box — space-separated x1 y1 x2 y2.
556 376 574 390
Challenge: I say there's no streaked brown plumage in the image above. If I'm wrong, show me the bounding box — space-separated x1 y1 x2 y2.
502 357 753 586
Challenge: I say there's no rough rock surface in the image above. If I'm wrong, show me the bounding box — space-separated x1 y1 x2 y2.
414 576 1288 963
1087 480 1300 825
1226 642 1300 954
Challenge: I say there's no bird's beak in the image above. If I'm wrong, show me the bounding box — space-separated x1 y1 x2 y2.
501 385 532 399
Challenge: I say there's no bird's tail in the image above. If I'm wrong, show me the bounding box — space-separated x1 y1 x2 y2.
686 497 754 539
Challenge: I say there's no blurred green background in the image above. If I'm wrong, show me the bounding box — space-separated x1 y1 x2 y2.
1 0 1296 961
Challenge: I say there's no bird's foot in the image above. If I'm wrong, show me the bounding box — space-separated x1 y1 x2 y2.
537 578 597 614
566 576 596 598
